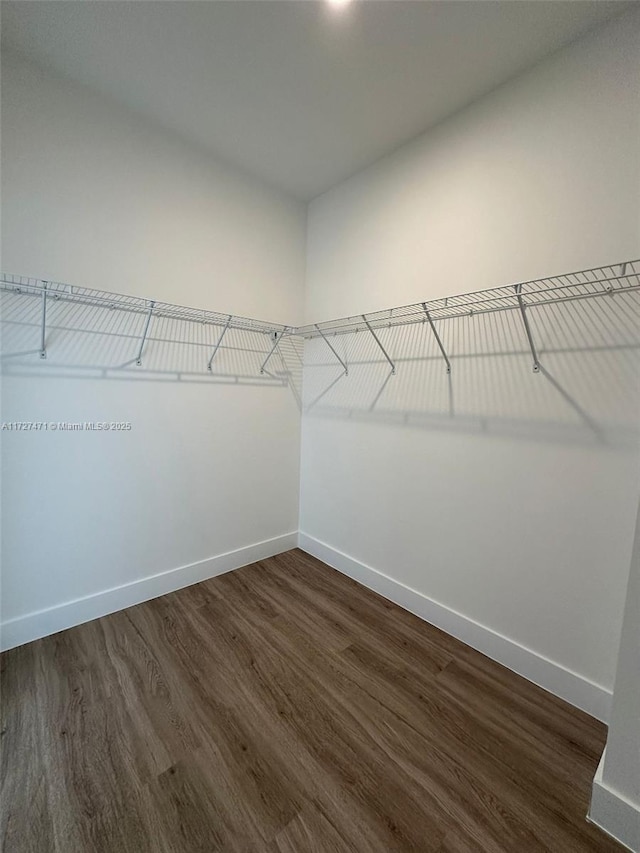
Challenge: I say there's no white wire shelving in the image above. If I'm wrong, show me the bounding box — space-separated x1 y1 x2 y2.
1 259 638 376
0 273 290 373
299 259 639 375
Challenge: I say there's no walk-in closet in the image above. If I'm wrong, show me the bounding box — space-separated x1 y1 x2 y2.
1 2 639 851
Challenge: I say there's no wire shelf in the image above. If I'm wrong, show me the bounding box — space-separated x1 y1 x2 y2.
0 274 289 336
2 259 638 376
295 260 640 338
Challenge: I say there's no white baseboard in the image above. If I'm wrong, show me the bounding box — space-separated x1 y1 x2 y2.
0 532 298 652
589 749 640 852
298 532 612 722
3 530 614 725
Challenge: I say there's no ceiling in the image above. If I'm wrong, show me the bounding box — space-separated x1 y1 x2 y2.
1 1 630 201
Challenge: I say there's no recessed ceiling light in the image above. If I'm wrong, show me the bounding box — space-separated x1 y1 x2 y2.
327 0 353 9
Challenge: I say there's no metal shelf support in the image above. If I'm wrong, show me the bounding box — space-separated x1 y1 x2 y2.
515 284 540 373
315 324 348 375
363 314 395 374
207 315 232 371
40 282 48 359
136 301 155 366
260 330 285 375
422 303 451 373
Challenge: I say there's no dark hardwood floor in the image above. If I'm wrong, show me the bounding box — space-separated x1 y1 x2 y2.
1 549 622 852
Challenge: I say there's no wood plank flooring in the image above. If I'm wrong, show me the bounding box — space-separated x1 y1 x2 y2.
1 549 622 852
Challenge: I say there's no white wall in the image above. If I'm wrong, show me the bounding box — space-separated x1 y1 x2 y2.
0 53 306 647
305 10 640 323
604 498 640 799
590 496 640 850
301 10 640 719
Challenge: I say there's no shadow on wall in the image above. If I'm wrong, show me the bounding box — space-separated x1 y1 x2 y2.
302 292 640 449
0 290 305 409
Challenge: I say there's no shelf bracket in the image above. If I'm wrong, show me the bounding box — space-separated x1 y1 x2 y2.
515 284 540 373
422 303 451 373
363 314 395 374
260 330 284 374
314 324 348 375
40 282 48 359
207 315 232 371
136 301 155 366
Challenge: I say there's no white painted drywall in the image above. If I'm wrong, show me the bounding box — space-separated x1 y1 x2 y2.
0 53 306 642
604 493 640 799
590 496 640 848
301 10 640 703
305 9 640 323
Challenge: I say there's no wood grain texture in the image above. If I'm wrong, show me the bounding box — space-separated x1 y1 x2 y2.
1 549 622 852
